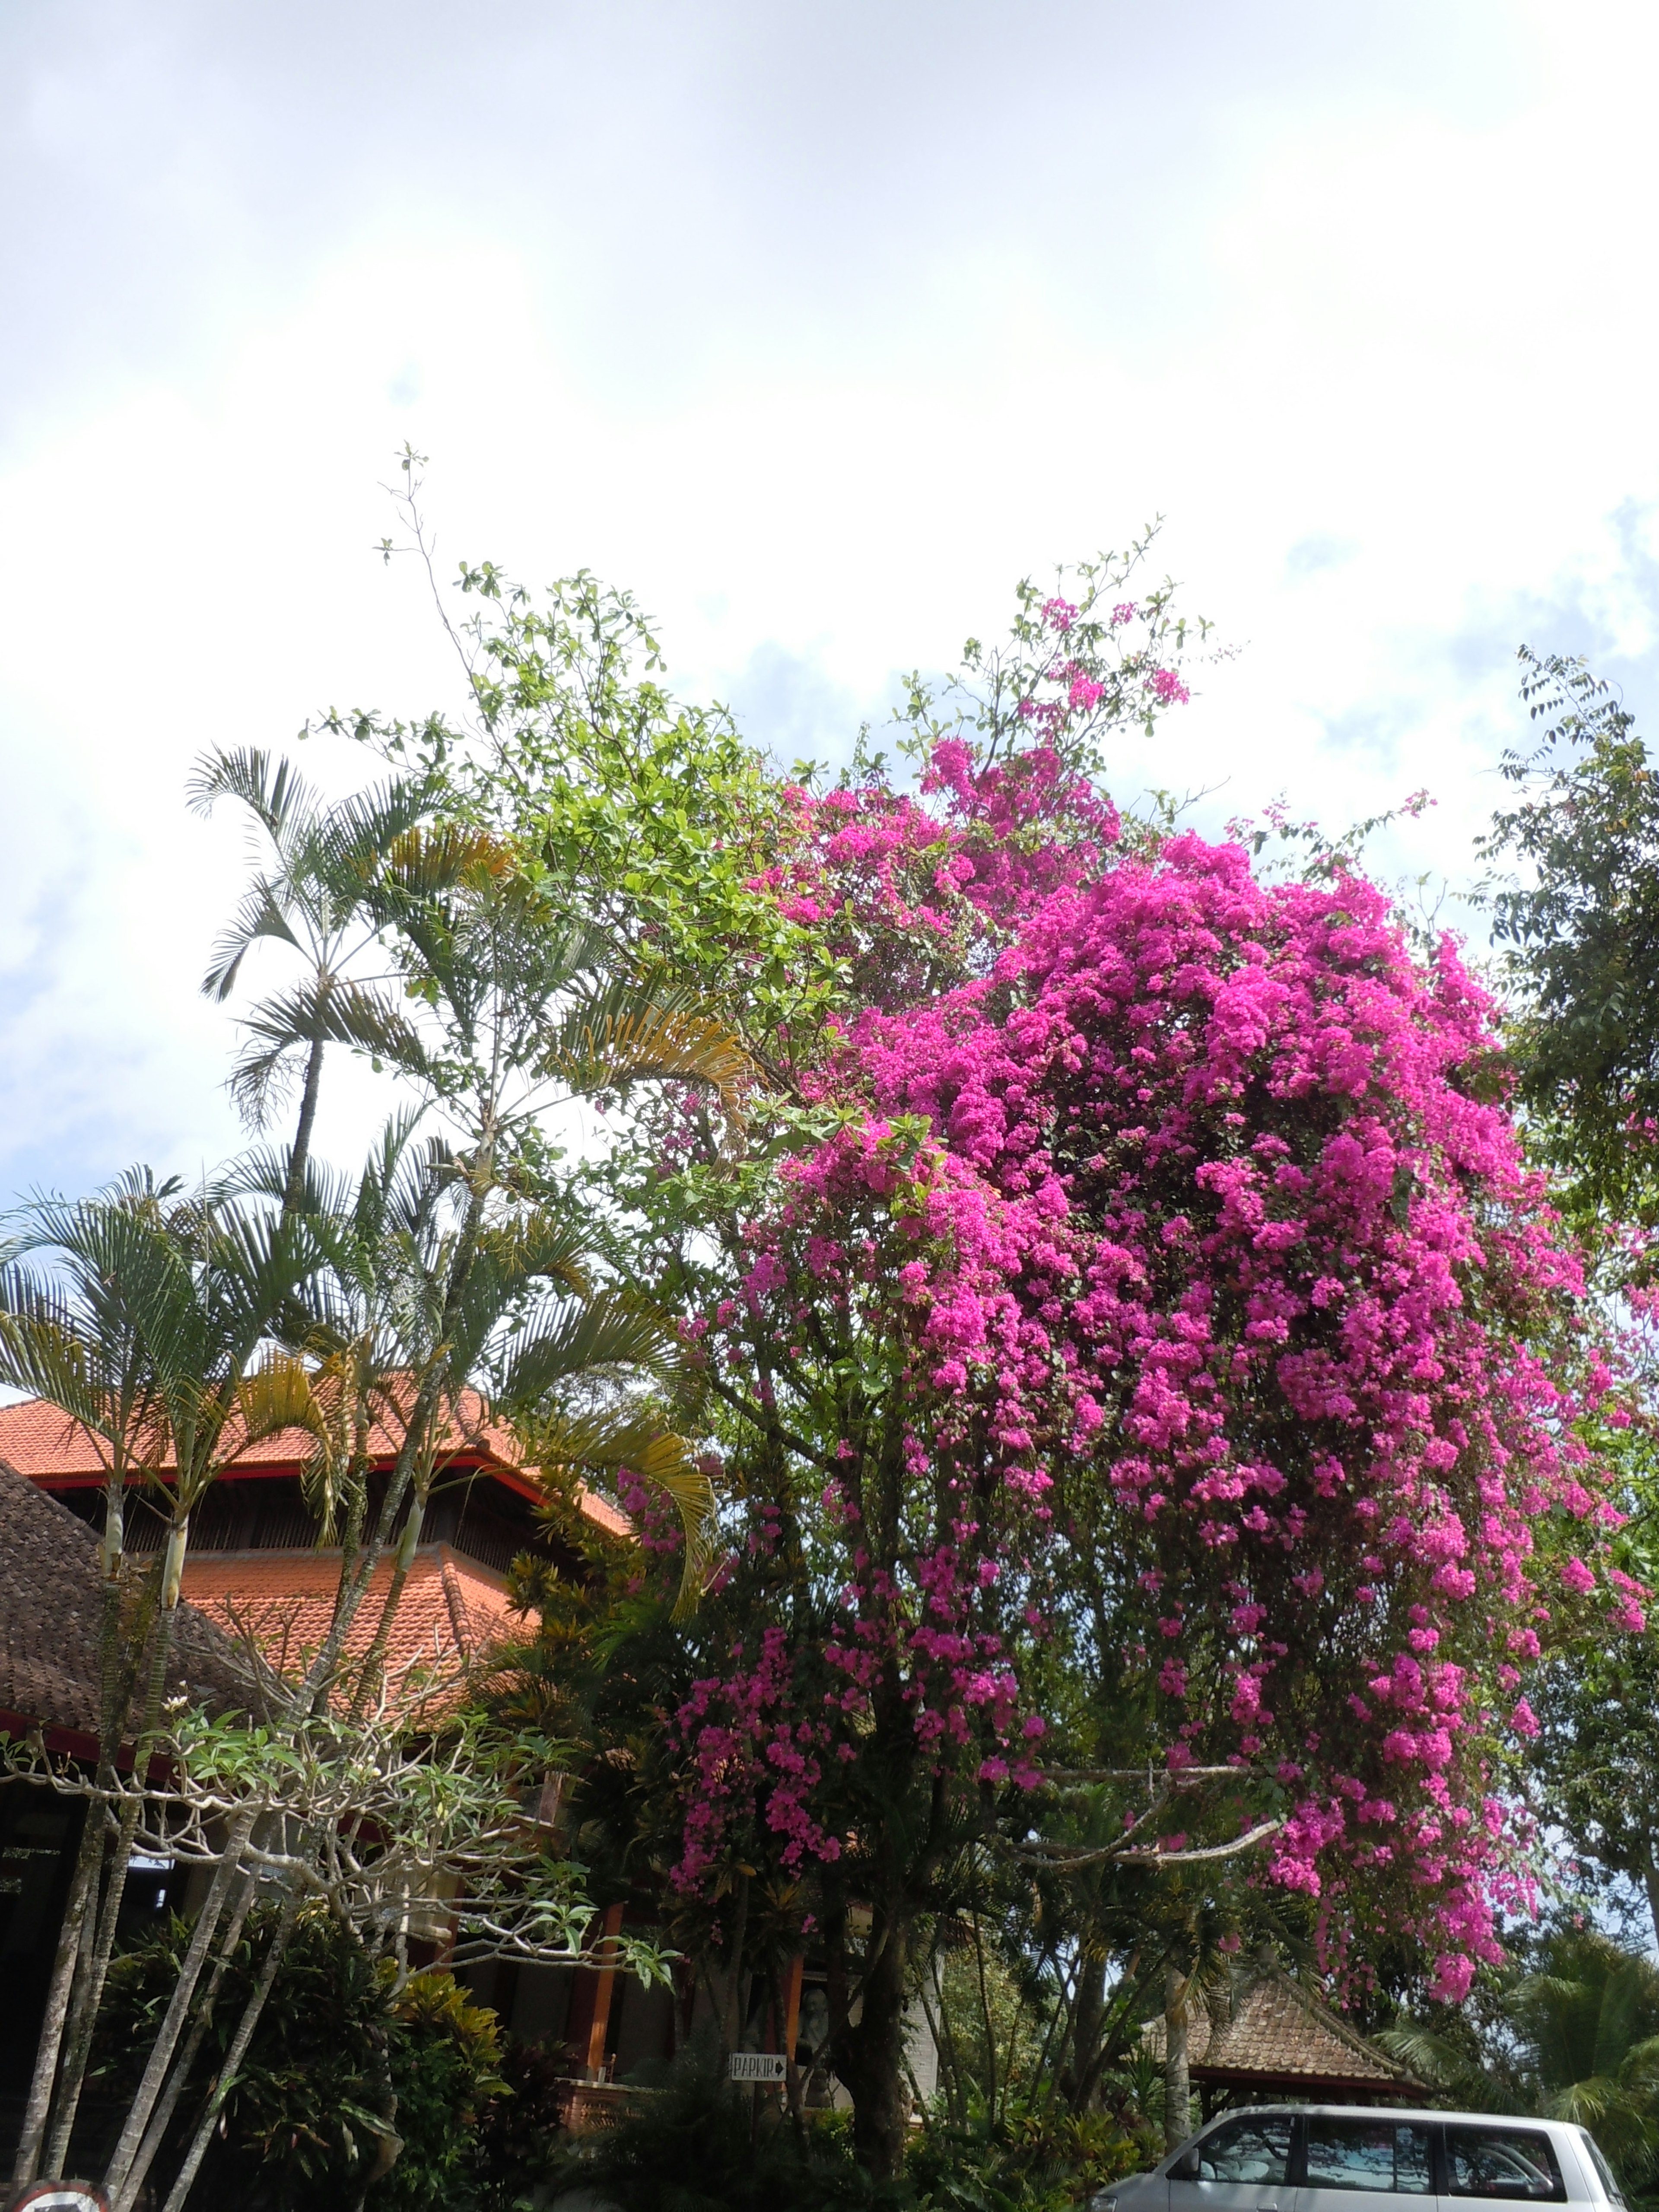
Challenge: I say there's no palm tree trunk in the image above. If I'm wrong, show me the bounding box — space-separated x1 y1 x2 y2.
1070 1943 1108 2113
15 1456 142 2189
283 1024 328 1217
46 1566 185 2166
307 1138 496 1712
103 1810 256 2206
1163 1961 1192 2152
721 1871 751 2055
9 1806 101 2192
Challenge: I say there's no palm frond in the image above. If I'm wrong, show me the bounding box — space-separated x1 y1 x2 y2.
201 878 303 1001
188 745 321 846
534 1408 717 1616
537 976 752 1119
493 1292 682 1408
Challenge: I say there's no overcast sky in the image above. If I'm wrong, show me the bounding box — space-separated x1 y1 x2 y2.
3 0 1659 1201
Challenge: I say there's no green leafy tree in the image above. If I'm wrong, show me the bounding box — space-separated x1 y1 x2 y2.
1479 647 1659 1240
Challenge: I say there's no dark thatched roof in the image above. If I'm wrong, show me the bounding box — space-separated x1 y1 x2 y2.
1145 1958 1421 2097
0 1459 245 1745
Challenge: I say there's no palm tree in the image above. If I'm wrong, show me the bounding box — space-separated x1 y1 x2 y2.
315 829 748 1662
226 1116 712 1719
0 1171 325 2193
1514 1929 1659 2192
188 746 433 1211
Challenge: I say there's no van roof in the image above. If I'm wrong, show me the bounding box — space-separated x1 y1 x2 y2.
1199 2107 1576 2129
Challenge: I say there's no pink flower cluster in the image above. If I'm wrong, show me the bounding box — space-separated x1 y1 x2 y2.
669 732 1619 1993
670 1625 844 1889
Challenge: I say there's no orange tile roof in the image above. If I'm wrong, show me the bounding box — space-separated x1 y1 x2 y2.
179 1545 527 1683
0 1390 630 1540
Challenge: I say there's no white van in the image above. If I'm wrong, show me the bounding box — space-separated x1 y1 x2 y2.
1090 2107 1626 2212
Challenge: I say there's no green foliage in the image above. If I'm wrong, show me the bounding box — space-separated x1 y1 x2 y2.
94 1903 515 2211
542 2056 906 2212
377 1971 509 2212
1479 646 1659 1236
909 2095 1145 2212
1511 1929 1659 2199
465 2034 575 2212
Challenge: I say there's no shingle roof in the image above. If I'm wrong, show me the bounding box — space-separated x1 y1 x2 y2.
0 1389 630 1538
1146 1960 1417 2091
0 1461 244 1745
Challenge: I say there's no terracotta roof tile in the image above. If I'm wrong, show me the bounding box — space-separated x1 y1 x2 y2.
179 1545 524 1682
0 1389 631 1539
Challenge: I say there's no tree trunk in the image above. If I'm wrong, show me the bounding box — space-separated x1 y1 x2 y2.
114 1867 259 2212
720 1872 751 2055
349 1484 429 1716
1163 1961 1192 2153
283 1022 328 1218
839 1911 911 2184
46 1575 186 2166
104 1812 255 2208
159 1890 300 2212
1069 1944 1108 2113
9 1804 100 2192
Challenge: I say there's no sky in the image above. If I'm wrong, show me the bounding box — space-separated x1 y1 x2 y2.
5 0 1659 1201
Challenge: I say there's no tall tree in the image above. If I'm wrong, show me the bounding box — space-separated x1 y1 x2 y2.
392 547 1618 2176
1480 647 1659 1239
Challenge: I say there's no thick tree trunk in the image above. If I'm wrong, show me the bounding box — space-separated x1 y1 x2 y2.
838 1911 911 2184
1068 1945 1108 2113
1163 1961 1192 2153
720 1872 751 2054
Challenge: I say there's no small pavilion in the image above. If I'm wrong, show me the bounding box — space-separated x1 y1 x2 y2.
1150 1956 1422 2113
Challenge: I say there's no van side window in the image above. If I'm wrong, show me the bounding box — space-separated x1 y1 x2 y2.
1304 2117 1433 2194
1179 2116 1294 2185
1445 2127 1566 2202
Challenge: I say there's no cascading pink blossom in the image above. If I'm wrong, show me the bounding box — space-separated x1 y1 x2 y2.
664 675 1621 1995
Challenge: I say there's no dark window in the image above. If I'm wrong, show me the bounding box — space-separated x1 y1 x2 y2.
1179 2116 1294 2186
1304 2119 1433 2195
1446 2127 1565 2202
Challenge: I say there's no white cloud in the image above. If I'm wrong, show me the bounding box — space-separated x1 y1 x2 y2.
2 0 1657 1194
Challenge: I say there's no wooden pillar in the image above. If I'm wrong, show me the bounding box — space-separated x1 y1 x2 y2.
566 1903 626 2080
782 1955 805 2061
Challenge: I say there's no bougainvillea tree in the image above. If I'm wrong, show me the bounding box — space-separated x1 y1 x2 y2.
365 505 1627 2177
